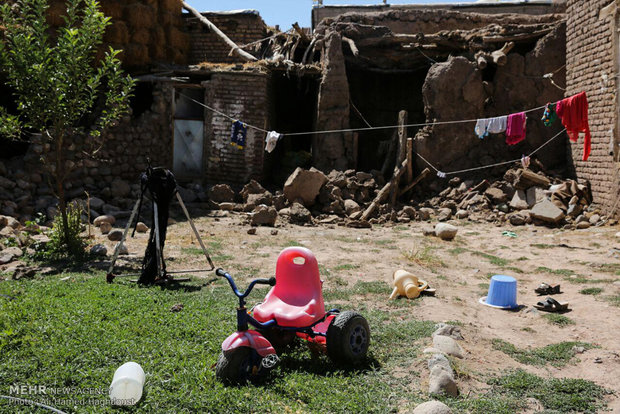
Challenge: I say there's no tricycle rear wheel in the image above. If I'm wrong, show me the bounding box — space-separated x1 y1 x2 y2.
326 311 370 365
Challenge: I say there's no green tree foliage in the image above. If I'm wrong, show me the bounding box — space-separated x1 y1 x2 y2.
0 0 134 256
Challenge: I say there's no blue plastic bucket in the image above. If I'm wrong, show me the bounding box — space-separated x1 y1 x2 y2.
479 275 518 309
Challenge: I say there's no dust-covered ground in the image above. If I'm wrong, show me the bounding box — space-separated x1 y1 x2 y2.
107 210 620 412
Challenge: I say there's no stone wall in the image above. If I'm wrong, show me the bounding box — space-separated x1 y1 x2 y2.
565 0 619 215
184 11 267 65
203 72 269 185
46 0 189 68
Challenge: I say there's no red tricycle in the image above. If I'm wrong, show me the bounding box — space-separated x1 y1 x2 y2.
215 246 370 384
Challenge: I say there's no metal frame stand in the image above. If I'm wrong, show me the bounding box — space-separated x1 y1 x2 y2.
106 190 215 284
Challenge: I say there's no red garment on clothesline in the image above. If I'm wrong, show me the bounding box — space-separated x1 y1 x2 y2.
505 112 527 145
556 91 591 161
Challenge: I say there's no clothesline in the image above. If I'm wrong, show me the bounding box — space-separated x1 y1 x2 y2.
179 93 550 137
416 128 567 177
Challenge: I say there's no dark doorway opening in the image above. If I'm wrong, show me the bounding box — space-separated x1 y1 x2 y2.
347 67 429 174
265 71 320 185
130 82 155 118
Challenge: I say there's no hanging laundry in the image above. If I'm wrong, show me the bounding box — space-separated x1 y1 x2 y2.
556 91 591 161
265 131 281 153
506 112 527 145
521 155 530 169
541 102 558 126
230 120 247 150
436 171 446 178
474 116 507 139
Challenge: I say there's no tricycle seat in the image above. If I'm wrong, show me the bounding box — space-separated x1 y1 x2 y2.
253 247 326 327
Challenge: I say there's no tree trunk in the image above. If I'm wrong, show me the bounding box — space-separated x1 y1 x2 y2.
55 129 70 248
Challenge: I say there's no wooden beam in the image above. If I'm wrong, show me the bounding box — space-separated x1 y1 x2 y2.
399 167 430 196
491 42 514 66
362 159 408 221
406 137 413 184
181 1 257 62
396 110 408 167
292 22 309 42
482 28 553 43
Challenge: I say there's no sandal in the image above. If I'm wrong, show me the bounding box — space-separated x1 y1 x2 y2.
533 297 569 312
534 283 561 295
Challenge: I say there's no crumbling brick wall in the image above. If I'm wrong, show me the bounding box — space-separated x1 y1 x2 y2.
566 0 619 215
184 11 267 65
46 0 189 68
203 72 268 184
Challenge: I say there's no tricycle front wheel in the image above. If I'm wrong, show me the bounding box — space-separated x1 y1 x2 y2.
326 311 370 365
215 347 259 385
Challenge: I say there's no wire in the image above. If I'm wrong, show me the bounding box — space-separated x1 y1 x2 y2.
237 29 293 50
349 99 373 128
416 128 567 176
180 94 269 134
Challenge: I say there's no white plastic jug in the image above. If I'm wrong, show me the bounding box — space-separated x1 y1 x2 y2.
109 362 145 406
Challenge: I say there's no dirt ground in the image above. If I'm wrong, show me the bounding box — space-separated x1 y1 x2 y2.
105 210 620 411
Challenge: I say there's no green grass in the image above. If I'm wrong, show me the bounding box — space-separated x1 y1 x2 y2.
403 244 445 270
531 243 555 249
0 273 445 413
606 294 620 307
181 246 204 256
448 247 467 255
333 263 361 271
543 314 575 327
472 252 509 266
491 339 593 367
489 369 606 413
501 266 524 274
536 267 575 277
580 287 603 295
516 256 529 261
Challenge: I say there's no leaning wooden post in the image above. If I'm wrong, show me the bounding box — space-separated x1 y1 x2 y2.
406 137 413 184
396 110 408 167
181 1 257 62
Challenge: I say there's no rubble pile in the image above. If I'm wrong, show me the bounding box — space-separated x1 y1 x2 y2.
211 165 603 230
0 215 49 278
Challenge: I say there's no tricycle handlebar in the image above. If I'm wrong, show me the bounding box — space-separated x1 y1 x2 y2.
215 269 276 300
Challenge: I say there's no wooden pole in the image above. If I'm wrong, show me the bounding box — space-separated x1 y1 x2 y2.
397 110 408 166
181 1 257 62
399 167 430 196
406 137 413 184
362 160 408 221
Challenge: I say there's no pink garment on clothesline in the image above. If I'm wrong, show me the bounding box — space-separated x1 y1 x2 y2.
506 112 527 145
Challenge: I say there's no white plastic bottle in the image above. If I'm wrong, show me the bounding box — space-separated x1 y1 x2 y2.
109 362 145 406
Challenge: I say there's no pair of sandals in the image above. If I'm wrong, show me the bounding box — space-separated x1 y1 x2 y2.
533 283 569 312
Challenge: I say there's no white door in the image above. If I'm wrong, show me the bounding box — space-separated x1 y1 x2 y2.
173 119 204 177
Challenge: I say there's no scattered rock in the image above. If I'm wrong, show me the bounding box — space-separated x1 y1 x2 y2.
437 208 452 222
100 221 112 234
90 244 107 257
251 205 277 227
135 222 149 233
240 180 267 202
247 227 257 235
530 198 565 224
170 303 184 312
427 353 453 375
434 223 458 241
428 367 458 397
344 199 361 215
114 242 128 255
219 202 235 211
432 335 464 358
270 229 278 236
283 167 328 206
0 252 15 265
288 202 312 224
509 190 529 210
418 207 433 221
485 187 507 204
433 323 464 340
89 197 105 210
509 213 526 226
107 229 123 241
93 215 115 227
5 216 20 229
412 400 452 414
576 221 591 230
209 184 235 203
422 226 436 236
455 209 468 219
572 345 586 354
589 214 600 225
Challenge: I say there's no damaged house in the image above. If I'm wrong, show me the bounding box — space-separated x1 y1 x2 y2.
2 0 614 222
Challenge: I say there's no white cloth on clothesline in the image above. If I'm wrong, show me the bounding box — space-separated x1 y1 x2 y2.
474 116 508 139
265 131 281 153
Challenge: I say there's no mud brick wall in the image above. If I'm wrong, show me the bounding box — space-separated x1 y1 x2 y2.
46 0 189 68
203 72 268 185
566 0 619 215
184 12 267 65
